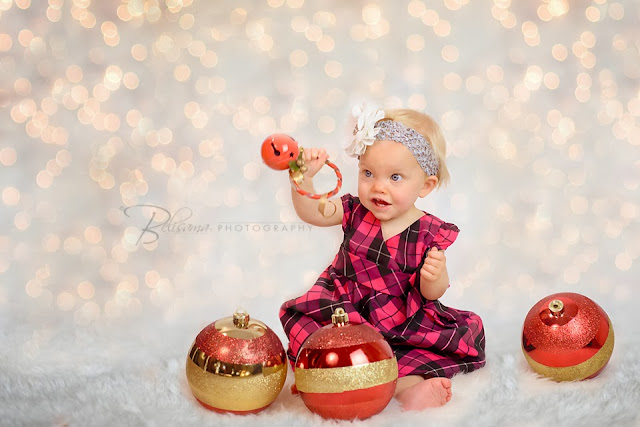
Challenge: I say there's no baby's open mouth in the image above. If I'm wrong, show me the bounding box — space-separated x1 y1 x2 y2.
372 198 390 207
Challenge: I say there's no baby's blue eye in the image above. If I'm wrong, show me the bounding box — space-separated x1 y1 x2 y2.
391 174 402 182
364 170 372 177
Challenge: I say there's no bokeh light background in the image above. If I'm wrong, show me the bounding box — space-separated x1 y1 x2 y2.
1 0 639 424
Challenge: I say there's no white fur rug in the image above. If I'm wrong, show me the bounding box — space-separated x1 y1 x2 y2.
2 306 638 427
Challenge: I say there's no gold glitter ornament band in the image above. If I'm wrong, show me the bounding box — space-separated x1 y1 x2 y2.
295 357 398 393
186 358 287 412
522 318 614 381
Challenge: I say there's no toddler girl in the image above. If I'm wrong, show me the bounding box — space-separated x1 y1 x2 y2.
279 105 486 411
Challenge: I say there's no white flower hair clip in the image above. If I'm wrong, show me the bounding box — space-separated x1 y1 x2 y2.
345 103 385 157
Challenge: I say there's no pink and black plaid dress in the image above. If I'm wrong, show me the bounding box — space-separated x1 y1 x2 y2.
280 194 486 378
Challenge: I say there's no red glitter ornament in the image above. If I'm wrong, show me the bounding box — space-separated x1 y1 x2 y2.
261 133 300 171
294 308 398 420
522 292 614 381
185 309 287 414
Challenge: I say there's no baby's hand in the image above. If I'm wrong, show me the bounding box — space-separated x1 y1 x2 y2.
420 247 446 282
302 147 329 178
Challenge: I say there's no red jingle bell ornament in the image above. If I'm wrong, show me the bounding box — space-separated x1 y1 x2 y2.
522 292 614 381
294 308 398 420
261 133 300 171
185 308 287 414
260 133 343 204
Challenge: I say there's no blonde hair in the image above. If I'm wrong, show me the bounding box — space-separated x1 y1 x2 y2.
384 109 450 187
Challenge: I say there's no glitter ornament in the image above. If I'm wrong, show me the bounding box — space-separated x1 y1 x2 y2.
522 292 614 382
186 309 287 414
295 308 398 420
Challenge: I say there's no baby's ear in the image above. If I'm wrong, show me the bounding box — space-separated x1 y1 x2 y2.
419 175 438 197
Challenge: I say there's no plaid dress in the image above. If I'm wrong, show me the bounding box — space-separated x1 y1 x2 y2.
280 194 486 378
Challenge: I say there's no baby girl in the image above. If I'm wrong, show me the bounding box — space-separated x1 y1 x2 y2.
280 105 486 410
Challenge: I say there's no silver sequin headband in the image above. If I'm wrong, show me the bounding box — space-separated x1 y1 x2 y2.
373 120 439 176
346 104 440 176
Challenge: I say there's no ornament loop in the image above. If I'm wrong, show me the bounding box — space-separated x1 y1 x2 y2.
290 158 343 200
233 308 250 328
331 307 349 326
548 299 564 315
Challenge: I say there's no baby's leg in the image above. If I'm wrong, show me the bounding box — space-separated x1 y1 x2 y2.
395 375 452 411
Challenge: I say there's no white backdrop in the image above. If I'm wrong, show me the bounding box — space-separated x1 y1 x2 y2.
1 1 639 425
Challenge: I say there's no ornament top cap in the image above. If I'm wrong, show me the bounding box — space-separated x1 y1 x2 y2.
332 307 349 326
214 308 268 340
549 299 564 314
233 308 250 329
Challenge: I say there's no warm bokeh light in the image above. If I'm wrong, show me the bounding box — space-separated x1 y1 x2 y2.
0 1 636 395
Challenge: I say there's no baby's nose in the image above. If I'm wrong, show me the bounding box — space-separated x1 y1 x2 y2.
372 179 387 192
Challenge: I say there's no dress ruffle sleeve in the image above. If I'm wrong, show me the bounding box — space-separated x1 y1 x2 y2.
431 221 459 251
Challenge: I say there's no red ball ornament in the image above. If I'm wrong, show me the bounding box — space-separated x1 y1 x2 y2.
522 292 614 381
260 133 343 203
185 309 287 414
295 308 398 420
261 133 300 170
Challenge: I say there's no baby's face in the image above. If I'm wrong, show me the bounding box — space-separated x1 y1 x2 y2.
357 140 429 223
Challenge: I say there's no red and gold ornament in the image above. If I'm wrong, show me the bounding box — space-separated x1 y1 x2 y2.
522 292 614 381
185 309 287 414
295 308 398 420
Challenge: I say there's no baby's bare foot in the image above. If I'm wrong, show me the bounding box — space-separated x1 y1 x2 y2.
396 377 452 411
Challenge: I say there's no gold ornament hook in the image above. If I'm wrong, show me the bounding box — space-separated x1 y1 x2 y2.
331 307 349 327
548 299 564 315
233 308 250 328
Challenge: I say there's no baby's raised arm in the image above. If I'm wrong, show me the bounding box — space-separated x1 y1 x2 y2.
291 147 343 227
